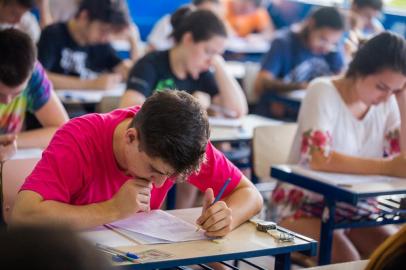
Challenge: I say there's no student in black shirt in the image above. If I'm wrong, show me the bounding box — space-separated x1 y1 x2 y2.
38 0 132 90
120 7 248 118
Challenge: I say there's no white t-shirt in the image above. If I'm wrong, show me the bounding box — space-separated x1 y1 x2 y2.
147 14 174 51
0 12 40 42
288 77 400 164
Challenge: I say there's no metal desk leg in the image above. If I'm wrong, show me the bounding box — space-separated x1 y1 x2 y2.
275 253 291 270
318 199 336 265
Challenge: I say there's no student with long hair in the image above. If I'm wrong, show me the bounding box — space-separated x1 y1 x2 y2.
270 32 406 263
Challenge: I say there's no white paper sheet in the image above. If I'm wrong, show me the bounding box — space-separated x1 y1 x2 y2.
80 226 137 247
290 165 405 186
12 148 42 160
110 210 207 243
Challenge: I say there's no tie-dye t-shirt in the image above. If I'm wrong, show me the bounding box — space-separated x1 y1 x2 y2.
0 62 51 134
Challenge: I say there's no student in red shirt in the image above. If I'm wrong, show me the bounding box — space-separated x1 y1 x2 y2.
12 90 263 237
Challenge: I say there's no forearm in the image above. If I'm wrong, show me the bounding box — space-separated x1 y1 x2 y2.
263 77 305 93
17 127 59 148
397 94 406 154
48 73 94 90
310 150 389 175
12 198 119 230
224 184 263 230
213 64 248 117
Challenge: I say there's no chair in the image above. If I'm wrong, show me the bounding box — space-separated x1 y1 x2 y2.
1 157 40 224
253 123 297 181
252 123 297 218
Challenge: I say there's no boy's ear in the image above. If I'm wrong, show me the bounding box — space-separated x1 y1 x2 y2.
125 128 138 144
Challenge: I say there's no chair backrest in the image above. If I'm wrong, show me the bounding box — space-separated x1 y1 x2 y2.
2 157 40 224
253 123 297 181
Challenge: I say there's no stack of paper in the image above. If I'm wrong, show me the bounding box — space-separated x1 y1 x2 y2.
82 210 207 246
110 210 207 244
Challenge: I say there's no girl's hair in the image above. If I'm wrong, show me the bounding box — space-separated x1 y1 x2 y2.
346 31 406 78
170 6 227 43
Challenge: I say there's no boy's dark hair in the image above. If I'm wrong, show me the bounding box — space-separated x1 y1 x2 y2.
76 0 130 30
171 7 227 43
132 90 210 178
0 28 36 87
1 0 35 9
308 6 346 30
346 31 406 78
0 226 112 270
353 0 383 11
192 0 220 6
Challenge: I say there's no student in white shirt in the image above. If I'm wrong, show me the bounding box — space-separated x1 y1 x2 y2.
270 32 406 263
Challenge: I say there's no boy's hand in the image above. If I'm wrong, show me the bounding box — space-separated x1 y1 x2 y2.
90 74 122 90
196 188 233 237
110 179 152 219
0 134 17 162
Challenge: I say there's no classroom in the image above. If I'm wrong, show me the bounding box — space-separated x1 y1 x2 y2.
0 0 405 269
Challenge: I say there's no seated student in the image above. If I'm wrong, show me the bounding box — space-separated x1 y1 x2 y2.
345 0 384 61
38 0 142 62
120 8 248 118
0 226 111 270
223 0 274 40
37 0 133 90
0 28 68 162
147 0 225 52
11 90 263 237
270 32 406 263
254 6 345 119
0 0 41 42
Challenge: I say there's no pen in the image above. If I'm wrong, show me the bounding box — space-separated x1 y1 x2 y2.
96 243 139 259
97 247 129 262
212 177 231 206
196 178 232 231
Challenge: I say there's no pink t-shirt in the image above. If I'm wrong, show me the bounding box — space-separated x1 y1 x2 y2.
21 107 242 209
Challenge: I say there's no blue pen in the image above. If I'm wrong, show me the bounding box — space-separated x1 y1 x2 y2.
96 243 139 259
212 177 232 206
196 178 232 232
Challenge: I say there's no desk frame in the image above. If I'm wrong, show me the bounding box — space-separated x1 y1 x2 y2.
271 166 406 265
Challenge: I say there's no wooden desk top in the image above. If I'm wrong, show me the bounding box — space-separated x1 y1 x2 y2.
112 208 316 269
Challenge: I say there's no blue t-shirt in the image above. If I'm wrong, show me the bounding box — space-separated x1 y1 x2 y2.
260 28 344 83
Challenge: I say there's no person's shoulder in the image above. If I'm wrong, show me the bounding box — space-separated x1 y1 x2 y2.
272 27 293 45
137 50 169 67
42 22 67 37
306 77 339 103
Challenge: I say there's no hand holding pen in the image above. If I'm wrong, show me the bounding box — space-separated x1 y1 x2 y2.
196 178 232 237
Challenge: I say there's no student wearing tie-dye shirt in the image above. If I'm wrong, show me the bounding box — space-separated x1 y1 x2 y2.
0 28 68 161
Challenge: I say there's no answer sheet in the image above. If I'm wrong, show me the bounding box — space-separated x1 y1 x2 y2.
110 210 207 243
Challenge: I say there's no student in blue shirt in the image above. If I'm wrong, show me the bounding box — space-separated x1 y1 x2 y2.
254 6 346 119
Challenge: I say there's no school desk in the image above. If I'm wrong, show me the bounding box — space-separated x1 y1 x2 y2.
92 207 317 270
271 165 406 265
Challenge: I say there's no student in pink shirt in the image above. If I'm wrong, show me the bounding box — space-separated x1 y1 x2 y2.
11 90 263 236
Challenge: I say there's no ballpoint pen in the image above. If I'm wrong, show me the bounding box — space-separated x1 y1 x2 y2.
96 243 139 260
196 178 232 231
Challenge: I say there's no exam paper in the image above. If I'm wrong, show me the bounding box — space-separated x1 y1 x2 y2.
110 210 207 243
290 165 405 185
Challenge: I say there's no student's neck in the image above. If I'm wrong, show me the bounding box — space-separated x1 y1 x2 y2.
113 118 132 172
169 47 188 79
67 20 87 46
334 77 364 105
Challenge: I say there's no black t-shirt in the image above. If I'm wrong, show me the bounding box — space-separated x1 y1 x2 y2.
38 23 122 79
126 50 219 97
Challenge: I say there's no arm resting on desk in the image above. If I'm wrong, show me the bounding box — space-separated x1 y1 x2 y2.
18 91 69 148
10 190 120 229
48 72 122 90
254 70 307 96
212 56 248 118
310 150 406 178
